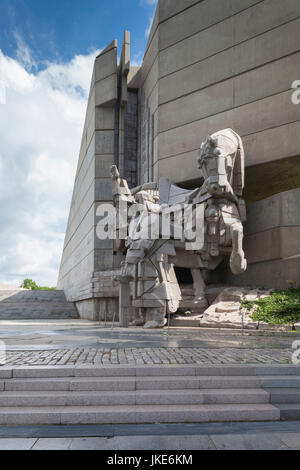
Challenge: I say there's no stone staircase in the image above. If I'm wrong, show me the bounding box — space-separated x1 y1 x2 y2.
0 290 78 320
0 365 299 425
267 387 300 420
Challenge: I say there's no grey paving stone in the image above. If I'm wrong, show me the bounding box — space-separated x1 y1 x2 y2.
105 435 214 450
1 421 300 439
32 438 73 450
0 438 37 450
210 434 249 450
70 437 109 450
242 433 287 450
275 433 300 449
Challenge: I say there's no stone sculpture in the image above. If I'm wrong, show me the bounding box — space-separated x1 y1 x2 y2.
111 129 247 328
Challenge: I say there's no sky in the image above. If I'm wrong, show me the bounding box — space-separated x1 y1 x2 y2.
0 0 158 287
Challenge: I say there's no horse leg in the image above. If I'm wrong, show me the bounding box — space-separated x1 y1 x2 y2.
191 268 208 311
143 305 167 329
230 224 247 275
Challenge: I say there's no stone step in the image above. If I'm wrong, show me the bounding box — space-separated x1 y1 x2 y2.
171 317 201 327
3 365 300 379
0 290 78 319
276 404 300 420
0 403 280 425
0 314 77 320
3 375 298 392
0 290 67 302
137 376 300 390
0 388 270 407
2 377 136 392
0 308 78 319
0 302 76 309
2 373 300 391
267 388 300 404
136 376 261 390
259 377 300 388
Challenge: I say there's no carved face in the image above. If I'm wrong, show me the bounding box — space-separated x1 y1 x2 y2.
198 137 235 197
135 191 156 205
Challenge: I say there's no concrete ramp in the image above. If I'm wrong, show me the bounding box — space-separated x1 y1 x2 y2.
0 290 78 319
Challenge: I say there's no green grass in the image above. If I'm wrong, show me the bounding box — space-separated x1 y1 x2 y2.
242 286 300 326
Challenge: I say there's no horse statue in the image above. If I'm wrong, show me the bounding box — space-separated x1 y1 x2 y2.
111 129 247 328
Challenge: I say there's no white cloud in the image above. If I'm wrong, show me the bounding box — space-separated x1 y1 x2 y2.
131 51 143 67
145 13 155 39
13 31 38 72
0 43 99 287
143 0 157 39
141 0 158 5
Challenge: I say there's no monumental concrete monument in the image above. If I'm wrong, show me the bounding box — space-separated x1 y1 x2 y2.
57 0 300 321
112 128 247 328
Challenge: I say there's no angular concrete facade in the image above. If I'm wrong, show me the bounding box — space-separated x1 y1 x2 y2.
58 0 300 318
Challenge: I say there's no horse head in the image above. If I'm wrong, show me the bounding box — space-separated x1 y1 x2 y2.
198 129 244 199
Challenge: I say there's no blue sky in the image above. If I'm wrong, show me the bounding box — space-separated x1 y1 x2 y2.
0 0 157 287
0 0 156 68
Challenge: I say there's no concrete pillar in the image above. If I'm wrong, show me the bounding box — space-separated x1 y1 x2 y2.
119 280 131 327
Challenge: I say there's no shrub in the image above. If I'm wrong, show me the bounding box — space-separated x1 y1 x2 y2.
242 286 300 325
20 279 55 290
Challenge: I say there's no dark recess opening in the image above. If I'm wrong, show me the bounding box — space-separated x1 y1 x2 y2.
174 267 193 285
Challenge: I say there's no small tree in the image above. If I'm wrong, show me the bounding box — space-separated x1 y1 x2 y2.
20 279 39 290
20 279 56 290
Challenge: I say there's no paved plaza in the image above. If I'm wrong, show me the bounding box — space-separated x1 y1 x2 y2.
0 422 300 450
0 320 298 366
0 433 299 450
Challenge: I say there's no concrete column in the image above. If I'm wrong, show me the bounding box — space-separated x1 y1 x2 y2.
119 280 131 327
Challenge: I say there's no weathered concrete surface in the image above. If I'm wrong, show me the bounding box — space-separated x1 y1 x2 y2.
0 290 78 320
57 0 300 317
57 39 121 320
208 189 300 289
142 0 300 204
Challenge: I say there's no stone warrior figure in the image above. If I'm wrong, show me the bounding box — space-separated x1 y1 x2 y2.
111 166 181 329
111 128 247 328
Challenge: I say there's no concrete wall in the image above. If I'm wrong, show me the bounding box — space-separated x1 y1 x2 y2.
138 0 300 289
208 188 300 289
57 41 120 319
140 0 300 203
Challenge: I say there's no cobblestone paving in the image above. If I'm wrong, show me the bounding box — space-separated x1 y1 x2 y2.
3 346 292 366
